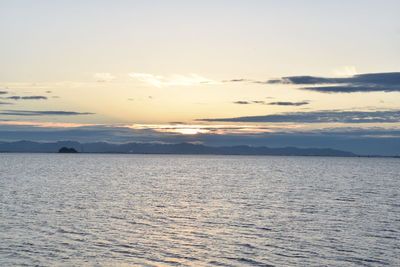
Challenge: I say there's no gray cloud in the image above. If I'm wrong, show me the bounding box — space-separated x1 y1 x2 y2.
0 102 13 105
198 110 400 123
0 91 8 95
233 100 309 106
300 85 400 93
268 101 309 106
267 72 400 93
0 110 94 116
232 100 267 105
223 79 251 83
233 101 252 104
224 72 400 93
7 96 48 100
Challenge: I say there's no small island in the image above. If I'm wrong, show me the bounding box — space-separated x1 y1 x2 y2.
58 147 78 153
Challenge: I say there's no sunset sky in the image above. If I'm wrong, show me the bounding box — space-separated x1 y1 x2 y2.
1 0 399 155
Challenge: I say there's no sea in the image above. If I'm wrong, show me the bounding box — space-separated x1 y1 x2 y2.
0 154 399 266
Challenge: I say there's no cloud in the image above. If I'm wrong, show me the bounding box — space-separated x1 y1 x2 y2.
268 101 309 106
129 73 217 87
0 121 295 138
222 79 251 83
0 110 94 116
198 110 400 123
333 66 358 76
0 102 13 105
233 100 268 105
267 72 400 93
0 121 97 128
300 85 400 93
6 96 47 100
233 100 309 106
94 73 115 82
0 91 8 95
233 101 251 104
223 72 400 93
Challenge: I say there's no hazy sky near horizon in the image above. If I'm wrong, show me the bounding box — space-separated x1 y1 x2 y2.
0 0 400 154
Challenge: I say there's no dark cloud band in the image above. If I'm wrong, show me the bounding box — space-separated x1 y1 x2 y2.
233 100 309 106
268 101 309 106
198 110 400 123
267 72 400 93
233 101 252 104
224 72 400 93
0 110 94 116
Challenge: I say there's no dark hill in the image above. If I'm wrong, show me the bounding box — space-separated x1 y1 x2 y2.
58 147 78 153
0 141 356 157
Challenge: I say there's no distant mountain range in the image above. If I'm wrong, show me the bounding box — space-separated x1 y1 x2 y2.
0 140 357 157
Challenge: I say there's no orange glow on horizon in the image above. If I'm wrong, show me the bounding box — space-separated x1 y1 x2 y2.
0 121 98 128
168 128 210 135
0 121 305 135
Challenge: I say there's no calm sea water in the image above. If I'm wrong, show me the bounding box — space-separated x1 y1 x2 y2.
0 154 399 266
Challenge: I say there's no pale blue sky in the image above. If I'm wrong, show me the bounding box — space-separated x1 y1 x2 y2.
1 0 399 81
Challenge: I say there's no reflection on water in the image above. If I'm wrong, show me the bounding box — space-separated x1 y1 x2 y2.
0 154 399 266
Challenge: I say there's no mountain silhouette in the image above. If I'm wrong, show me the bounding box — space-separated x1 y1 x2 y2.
0 141 357 157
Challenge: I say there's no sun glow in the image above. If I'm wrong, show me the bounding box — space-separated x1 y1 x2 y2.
171 128 209 135
121 123 303 135
0 121 303 135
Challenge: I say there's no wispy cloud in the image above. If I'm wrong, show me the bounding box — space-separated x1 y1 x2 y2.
198 110 400 123
0 101 13 105
129 73 217 87
222 79 252 83
233 101 254 105
233 100 309 106
0 110 95 116
0 121 98 128
268 101 309 106
333 66 358 76
6 96 47 100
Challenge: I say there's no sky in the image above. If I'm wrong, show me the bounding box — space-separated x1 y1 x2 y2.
0 0 399 155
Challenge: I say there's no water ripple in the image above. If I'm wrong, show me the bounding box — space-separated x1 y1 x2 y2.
0 154 399 266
